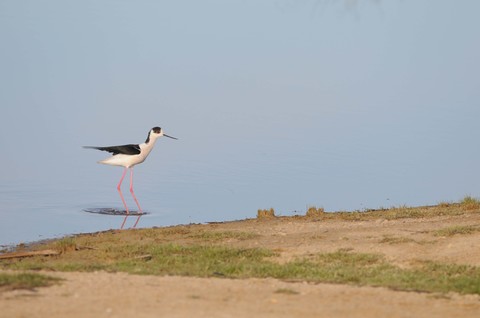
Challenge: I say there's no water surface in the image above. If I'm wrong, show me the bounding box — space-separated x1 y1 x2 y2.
1 1 479 246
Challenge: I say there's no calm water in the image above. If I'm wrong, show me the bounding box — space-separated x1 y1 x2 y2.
1 1 480 246
0 167 254 247
1 108 479 248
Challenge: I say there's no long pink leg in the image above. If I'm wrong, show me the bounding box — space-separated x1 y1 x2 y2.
129 168 143 214
118 168 130 230
117 167 129 214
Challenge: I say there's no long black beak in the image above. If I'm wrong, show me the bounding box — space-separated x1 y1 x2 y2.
164 134 178 140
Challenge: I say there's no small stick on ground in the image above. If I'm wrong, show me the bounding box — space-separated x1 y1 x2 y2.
0 249 60 260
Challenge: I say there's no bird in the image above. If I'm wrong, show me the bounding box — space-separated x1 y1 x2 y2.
84 126 177 228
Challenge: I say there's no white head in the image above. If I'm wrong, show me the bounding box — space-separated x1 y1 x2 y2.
145 127 177 143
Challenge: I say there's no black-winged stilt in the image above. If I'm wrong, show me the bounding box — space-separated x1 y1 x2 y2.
84 127 177 228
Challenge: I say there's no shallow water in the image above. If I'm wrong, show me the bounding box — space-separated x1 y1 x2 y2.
2 113 479 248
1 1 480 246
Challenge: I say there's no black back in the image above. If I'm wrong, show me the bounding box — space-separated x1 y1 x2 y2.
83 144 141 155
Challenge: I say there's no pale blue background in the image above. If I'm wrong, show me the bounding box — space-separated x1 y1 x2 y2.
1 0 479 246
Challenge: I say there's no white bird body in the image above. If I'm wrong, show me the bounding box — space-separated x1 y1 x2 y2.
98 137 158 168
85 127 177 168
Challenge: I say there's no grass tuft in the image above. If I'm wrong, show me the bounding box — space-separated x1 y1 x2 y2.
257 208 275 219
275 288 299 295
319 201 478 222
379 236 416 245
0 272 60 292
190 231 260 242
434 225 480 237
55 237 77 253
460 196 480 210
438 201 451 208
305 206 324 218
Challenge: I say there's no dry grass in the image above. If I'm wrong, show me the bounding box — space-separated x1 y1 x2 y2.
305 206 324 218
274 288 300 295
0 272 60 292
379 236 416 245
306 198 480 221
189 230 260 241
460 196 480 211
257 208 276 219
55 237 77 253
434 225 480 237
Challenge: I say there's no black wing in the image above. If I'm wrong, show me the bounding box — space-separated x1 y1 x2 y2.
83 144 141 155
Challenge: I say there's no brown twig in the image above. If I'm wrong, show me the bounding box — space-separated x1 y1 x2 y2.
0 249 60 260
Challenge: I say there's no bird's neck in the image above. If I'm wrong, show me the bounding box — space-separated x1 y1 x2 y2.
141 137 157 153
